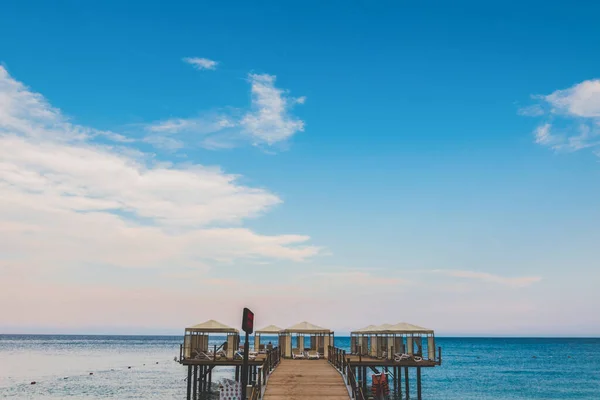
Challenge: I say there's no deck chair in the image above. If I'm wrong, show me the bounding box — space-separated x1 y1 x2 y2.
195 351 217 360
234 351 256 361
394 353 411 362
259 344 266 354
292 350 305 359
307 350 320 359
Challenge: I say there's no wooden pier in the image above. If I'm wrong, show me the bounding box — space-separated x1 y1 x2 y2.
263 359 350 400
179 319 442 399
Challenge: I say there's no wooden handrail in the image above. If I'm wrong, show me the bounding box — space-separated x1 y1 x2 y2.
247 346 280 399
326 346 366 400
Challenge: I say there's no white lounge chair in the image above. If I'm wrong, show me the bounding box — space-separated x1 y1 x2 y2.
307 350 320 359
394 353 411 362
292 350 305 359
234 351 256 361
196 351 220 360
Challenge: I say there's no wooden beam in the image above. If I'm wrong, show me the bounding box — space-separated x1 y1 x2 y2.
417 367 422 400
192 365 198 399
405 367 410 399
186 365 192 400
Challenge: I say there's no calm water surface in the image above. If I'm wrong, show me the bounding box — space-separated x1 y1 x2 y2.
1 335 599 399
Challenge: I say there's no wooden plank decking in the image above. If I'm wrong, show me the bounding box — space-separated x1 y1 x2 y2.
263 359 350 400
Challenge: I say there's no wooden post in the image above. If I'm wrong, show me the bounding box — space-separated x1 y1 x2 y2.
358 365 362 390
404 367 410 399
208 366 212 392
393 366 398 395
397 365 402 399
205 365 210 392
235 365 240 381
417 367 422 400
186 365 192 400
192 365 198 399
363 366 368 393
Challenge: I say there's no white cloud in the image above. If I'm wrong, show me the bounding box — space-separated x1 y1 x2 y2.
433 270 542 288
521 79 600 155
0 66 320 277
545 79 600 118
313 271 409 286
182 57 218 71
146 118 198 133
241 73 305 144
142 134 184 150
534 123 560 147
517 104 545 117
143 73 306 150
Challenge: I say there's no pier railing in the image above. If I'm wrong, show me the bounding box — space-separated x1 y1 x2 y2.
249 346 280 400
328 346 366 400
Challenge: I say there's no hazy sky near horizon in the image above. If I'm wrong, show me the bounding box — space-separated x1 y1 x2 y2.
1 0 599 336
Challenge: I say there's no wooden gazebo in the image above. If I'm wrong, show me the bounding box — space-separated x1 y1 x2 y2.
182 319 240 360
253 324 282 353
280 321 334 359
351 322 435 359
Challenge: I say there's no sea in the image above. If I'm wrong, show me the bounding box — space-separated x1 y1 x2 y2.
1 335 599 399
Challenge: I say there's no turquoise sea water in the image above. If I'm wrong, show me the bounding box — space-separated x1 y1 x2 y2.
1 335 599 399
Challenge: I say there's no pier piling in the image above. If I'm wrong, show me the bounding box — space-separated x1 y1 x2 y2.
186 365 192 400
405 366 410 399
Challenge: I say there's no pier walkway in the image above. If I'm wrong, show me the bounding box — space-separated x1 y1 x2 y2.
262 359 350 400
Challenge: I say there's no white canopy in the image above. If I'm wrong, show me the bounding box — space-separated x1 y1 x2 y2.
256 324 283 334
185 319 238 333
352 322 433 334
351 324 378 334
387 322 433 334
283 321 332 334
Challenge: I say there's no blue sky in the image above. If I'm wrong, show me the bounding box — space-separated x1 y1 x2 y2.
1 0 599 336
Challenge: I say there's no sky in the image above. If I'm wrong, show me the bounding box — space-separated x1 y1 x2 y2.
1 0 599 336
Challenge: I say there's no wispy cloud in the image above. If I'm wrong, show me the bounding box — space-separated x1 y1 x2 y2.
143 73 305 150
517 103 545 117
520 79 600 155
433 270 542 288
241 73 305 145
142 134 184 150
183 57 218 71
313 271 409 286
534 123 561 148
544 80 600 118
0 65 320 278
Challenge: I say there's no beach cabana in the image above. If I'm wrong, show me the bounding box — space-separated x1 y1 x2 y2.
254 324 282 353
182 319 240 360
385 322 435 360
350 323 394 357
350 324 377 355
369 323 393 358
279 321 334 359
351 322 435 359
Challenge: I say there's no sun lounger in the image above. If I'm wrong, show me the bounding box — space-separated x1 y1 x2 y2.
234 351 256 361
307 350 320 359
292 350 305 359
195 351 220 360
394 353 411 362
